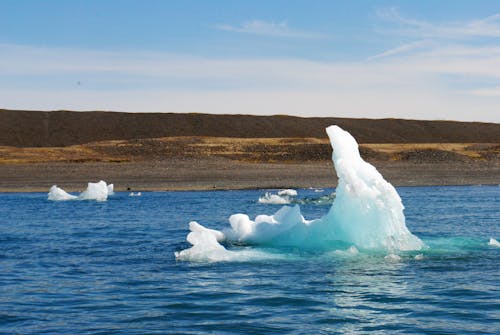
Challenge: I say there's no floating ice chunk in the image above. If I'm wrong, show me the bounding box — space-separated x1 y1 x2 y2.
129 192 142 197
414 253 424 260
78 181 109 201
488 238 500 247
175 221 231 262
258 192 291 204
174 221 283 262
224 205 310 245
48 185 78 201
278 189 298 197
48 180 113 201
259 190 297 204
107 184 114 196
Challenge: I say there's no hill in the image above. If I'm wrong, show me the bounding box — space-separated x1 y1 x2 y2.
1 109 500 147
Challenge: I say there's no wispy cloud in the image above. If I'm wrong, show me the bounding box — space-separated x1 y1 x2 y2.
377 7 500 39
367 7 500 113
215 20 322 38
367 40 431 61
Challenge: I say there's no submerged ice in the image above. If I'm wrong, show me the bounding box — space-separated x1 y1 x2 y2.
176 125 424 261
48 181 114 201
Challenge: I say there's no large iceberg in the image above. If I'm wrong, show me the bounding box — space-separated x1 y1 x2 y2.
48 180 114 201
175 126 424 261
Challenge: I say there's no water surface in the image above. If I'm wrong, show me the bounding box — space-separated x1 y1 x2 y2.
0 186 499 334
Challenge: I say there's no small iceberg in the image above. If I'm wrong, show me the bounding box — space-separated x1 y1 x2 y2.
258 189 298 204
129 192 142 197
47 186 78 201
278 189 298 197
488 238 500 247
258 192 292 204
107 184 114 196
48 180 114 201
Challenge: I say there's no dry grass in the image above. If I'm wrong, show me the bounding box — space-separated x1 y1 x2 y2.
363 143 485 158
0 146 128 164
1 137 498 164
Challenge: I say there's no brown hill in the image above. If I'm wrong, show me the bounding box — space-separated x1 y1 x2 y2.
1 109 500 147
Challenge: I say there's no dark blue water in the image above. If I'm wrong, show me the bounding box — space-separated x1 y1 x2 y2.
0 186 499 334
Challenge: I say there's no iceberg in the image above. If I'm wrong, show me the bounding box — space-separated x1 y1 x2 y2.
488 238 500 247
174 221 284 262
78 181 110 201
48 180 114 201
278 189 298 197
258 192 292 205
107 184 114 196
176 125 424 261
258 189 298 204
47 185 78 201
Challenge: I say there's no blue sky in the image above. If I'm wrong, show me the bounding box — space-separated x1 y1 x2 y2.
1 0 499 122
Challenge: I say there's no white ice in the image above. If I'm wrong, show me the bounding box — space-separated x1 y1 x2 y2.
278 189 298 197
78 181 109 201
107 184 114 196
174 221 284 262
488 238 500 247
258 189 298 204
47 180 114 201
176 125 424 261
47 185 78 201
258 192 292 204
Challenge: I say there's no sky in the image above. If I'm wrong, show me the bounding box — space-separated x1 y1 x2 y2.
1 0 499 122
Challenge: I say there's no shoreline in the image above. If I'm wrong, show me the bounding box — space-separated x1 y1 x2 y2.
1 158 499 193
1 183 499 194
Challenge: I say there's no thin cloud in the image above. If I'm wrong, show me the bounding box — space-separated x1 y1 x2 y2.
1 43 499 122
215 20 322 39
367 40 431 60
377 7 500 39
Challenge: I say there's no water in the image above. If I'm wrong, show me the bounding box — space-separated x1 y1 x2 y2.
0 186 499 334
